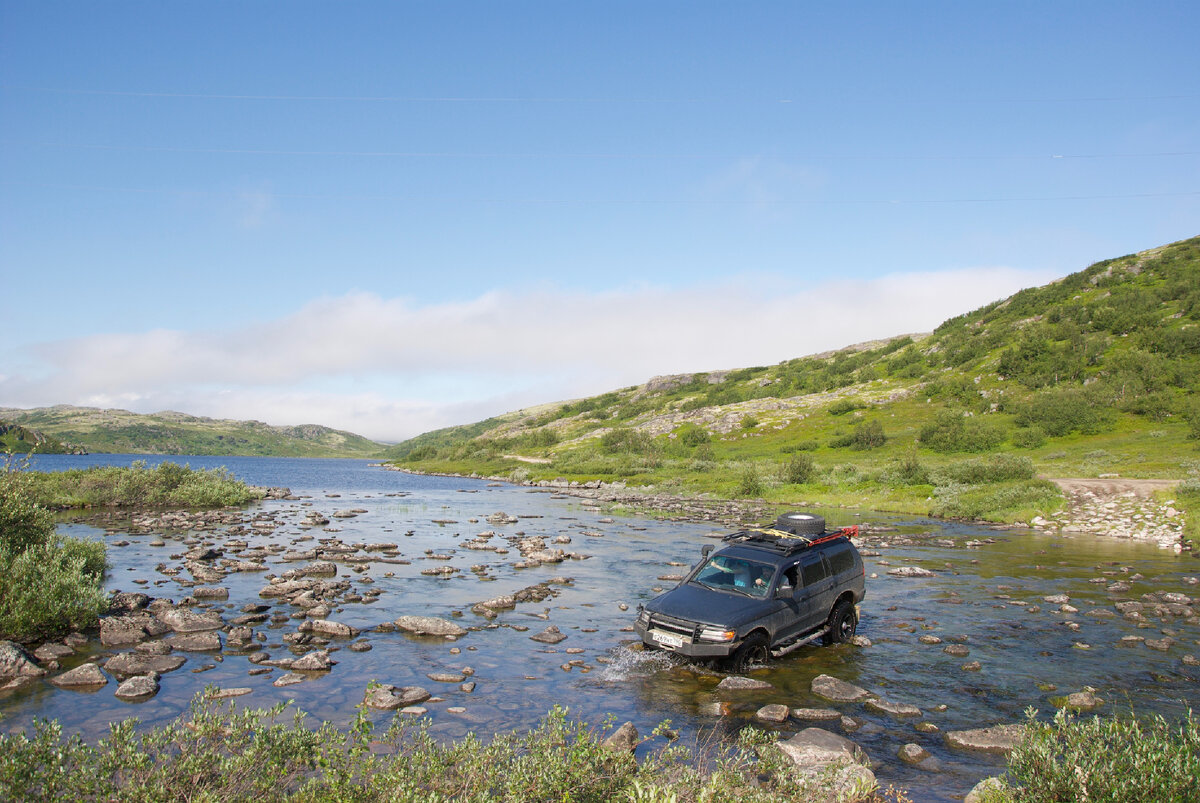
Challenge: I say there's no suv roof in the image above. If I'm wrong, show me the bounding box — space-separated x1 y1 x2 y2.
720 525 859 557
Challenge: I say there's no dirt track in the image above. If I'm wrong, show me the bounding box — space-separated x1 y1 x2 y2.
1041 477 1185 549
1049 477 1180 499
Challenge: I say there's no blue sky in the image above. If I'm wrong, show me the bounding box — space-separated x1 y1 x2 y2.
1 2 1197 442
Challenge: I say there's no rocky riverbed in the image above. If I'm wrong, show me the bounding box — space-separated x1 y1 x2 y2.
2 463 1199 803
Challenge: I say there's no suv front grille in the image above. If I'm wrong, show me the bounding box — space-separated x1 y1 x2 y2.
647 612 701 640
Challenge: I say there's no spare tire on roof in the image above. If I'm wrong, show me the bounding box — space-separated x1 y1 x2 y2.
775 512 826 535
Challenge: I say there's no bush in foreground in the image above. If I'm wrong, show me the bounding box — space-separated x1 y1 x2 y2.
0 457 107 642
0 696 904 802
989 707 1200 803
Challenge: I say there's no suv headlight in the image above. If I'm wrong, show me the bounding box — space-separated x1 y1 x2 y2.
636 609 650 627
698 627 736 643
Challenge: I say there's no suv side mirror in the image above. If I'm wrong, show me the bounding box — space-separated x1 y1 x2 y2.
774 584 793 599
701 545 713 558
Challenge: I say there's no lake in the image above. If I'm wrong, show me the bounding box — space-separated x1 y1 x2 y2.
4 454 1199 802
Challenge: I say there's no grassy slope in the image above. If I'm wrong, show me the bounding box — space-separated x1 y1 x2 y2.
0 406 386 458
0 422 78 454
390 235 1200 522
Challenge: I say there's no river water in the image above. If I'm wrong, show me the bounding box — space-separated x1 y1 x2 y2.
4 455 1199 802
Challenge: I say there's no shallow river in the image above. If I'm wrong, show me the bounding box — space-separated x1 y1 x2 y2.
4 455 1199 802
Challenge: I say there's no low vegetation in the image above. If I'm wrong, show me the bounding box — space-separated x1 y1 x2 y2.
0 697 901 802
988 707 1200 802
4 696 1196 802
0 456 107 642
22 460 264 509
387 237 1200 525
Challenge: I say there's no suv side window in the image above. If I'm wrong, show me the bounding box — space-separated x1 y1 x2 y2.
801 554 828 587
825 543 855 576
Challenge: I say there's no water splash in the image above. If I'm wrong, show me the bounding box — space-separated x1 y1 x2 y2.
598 645 679 682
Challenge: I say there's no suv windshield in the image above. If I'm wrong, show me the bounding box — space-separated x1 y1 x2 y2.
691 555 775 598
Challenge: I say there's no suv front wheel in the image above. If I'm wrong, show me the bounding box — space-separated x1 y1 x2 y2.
726 632 769 671
823 599 857 645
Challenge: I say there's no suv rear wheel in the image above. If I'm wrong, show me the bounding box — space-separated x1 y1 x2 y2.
726 632 769 671
823 599 857 645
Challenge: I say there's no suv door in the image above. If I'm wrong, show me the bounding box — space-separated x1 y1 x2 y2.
769 562 807 644
799 552 836 631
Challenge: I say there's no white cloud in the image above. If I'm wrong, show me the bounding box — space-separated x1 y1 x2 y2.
1 266 1056 441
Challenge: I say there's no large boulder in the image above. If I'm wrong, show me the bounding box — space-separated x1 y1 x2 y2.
811 674 874 702
718 676 774 691
778 727 871 767
530 626 567 644
291 650 335 671
776 728 876 801
602 721 639 752
0 641 46 690
103 652 186 680
393 616 467 637
114 673 160 700
49 662 108 688
156 608 224 633
299 619 359 638
100 613 168 646
167 632 223 651
965 777 1008 803
944 724 1025 755
363 684 430 709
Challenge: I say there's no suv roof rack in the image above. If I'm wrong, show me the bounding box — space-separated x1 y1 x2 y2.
721 525 859 556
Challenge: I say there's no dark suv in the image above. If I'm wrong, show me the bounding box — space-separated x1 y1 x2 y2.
634 512 866 669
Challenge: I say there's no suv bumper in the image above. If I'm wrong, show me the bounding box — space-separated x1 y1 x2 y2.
634 621 739 658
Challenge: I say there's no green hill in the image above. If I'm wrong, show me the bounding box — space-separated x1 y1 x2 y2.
0 421 83 455
388 235 1200 523
0 406 385 458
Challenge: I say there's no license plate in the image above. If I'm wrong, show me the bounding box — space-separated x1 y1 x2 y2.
651 630 685 649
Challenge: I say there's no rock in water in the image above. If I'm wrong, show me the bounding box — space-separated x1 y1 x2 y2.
811 673 873 702
944 724 1025 755
717 676 774 691
0 641 46 690
50 662 108 688
530 626 567 644
602 721 639 752
115 673 160 700
392 616 468 637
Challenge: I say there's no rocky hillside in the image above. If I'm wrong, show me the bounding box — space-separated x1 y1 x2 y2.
0 421 84 455
0 406 385 458
387 235 1200 529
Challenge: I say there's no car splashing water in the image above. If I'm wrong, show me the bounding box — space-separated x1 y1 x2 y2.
4 455 1199 803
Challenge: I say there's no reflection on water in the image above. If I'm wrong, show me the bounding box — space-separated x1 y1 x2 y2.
3 455 1198 803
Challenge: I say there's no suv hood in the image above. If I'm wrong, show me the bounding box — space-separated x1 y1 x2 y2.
647 582 775 628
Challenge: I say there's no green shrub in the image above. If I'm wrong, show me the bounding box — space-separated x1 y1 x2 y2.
678 426 711 448
600 428 655 455
882 452 930 486
1002 708 1200 803
828 398 864 416
931 478 1060 520
735 465 764 497
779 453 816 484
24 462 263 509
780 439 819 453
1011 426 1046 449
1014 389 1110 437
831 420 887 451
0 695 888 802
739 415 759 430
933 454 1036 485
919 410 1005 452
0 457 108 642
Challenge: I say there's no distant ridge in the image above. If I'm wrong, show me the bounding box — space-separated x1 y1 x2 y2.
0 405 384 458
